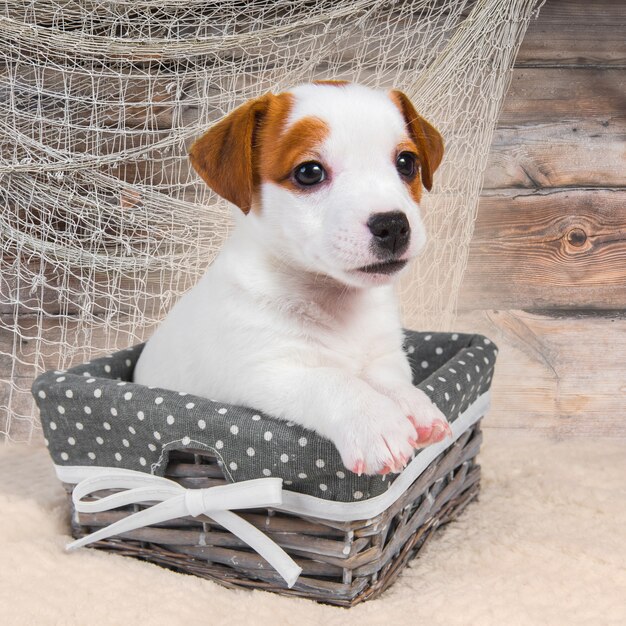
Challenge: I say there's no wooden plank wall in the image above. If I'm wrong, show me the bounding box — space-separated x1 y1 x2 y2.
457 0 626 437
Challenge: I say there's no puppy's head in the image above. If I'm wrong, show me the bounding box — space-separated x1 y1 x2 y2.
190 82 444 288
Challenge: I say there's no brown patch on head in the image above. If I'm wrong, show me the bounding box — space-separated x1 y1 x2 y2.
189 91 329 213
313 79 350 88
258 111 329 193
389 90 444 194
394 138 423 203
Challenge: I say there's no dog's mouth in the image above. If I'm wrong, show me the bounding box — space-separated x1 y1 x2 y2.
355 259 408 275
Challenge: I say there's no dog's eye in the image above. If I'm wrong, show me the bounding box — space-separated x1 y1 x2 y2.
293 161 326 186
396 152 418 180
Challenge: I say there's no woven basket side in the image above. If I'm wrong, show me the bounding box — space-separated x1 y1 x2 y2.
67 419 483 606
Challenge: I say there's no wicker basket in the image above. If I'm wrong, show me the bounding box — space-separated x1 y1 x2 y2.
34 331 496 605
65 423 482 606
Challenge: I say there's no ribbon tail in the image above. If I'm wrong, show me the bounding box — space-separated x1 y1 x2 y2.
67 495 186 551
209 510 302 588
65 474 302 588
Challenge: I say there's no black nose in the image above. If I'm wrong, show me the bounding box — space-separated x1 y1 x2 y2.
367 211 410 257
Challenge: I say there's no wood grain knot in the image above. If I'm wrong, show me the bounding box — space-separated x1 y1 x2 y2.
566 227 587 247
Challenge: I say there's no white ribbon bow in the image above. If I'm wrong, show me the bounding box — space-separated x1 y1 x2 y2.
66 468 302 587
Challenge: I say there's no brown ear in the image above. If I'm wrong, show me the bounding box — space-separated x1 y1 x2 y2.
189 94 274 213
390 90 444 191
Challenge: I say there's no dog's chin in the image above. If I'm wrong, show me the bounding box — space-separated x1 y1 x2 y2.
330 259 410 288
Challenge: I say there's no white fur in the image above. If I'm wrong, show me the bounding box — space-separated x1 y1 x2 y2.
258 83 427 289
134 83 448 475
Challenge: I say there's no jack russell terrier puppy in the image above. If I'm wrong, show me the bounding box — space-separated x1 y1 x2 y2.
134 81 450 476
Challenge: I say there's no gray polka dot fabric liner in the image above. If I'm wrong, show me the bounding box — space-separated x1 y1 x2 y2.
32 330 497 503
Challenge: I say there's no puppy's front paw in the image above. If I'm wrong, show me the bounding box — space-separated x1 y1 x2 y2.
392 386 453 448
334 395 420 476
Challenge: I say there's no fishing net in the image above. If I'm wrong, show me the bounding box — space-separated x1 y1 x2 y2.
0 0 544 442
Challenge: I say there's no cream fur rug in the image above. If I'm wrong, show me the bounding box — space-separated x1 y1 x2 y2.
1 430 625 625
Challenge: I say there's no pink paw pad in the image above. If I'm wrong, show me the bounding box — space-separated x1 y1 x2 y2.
431 420 453 442
416 424 433 442
352 460 366 476
430 422 445 442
